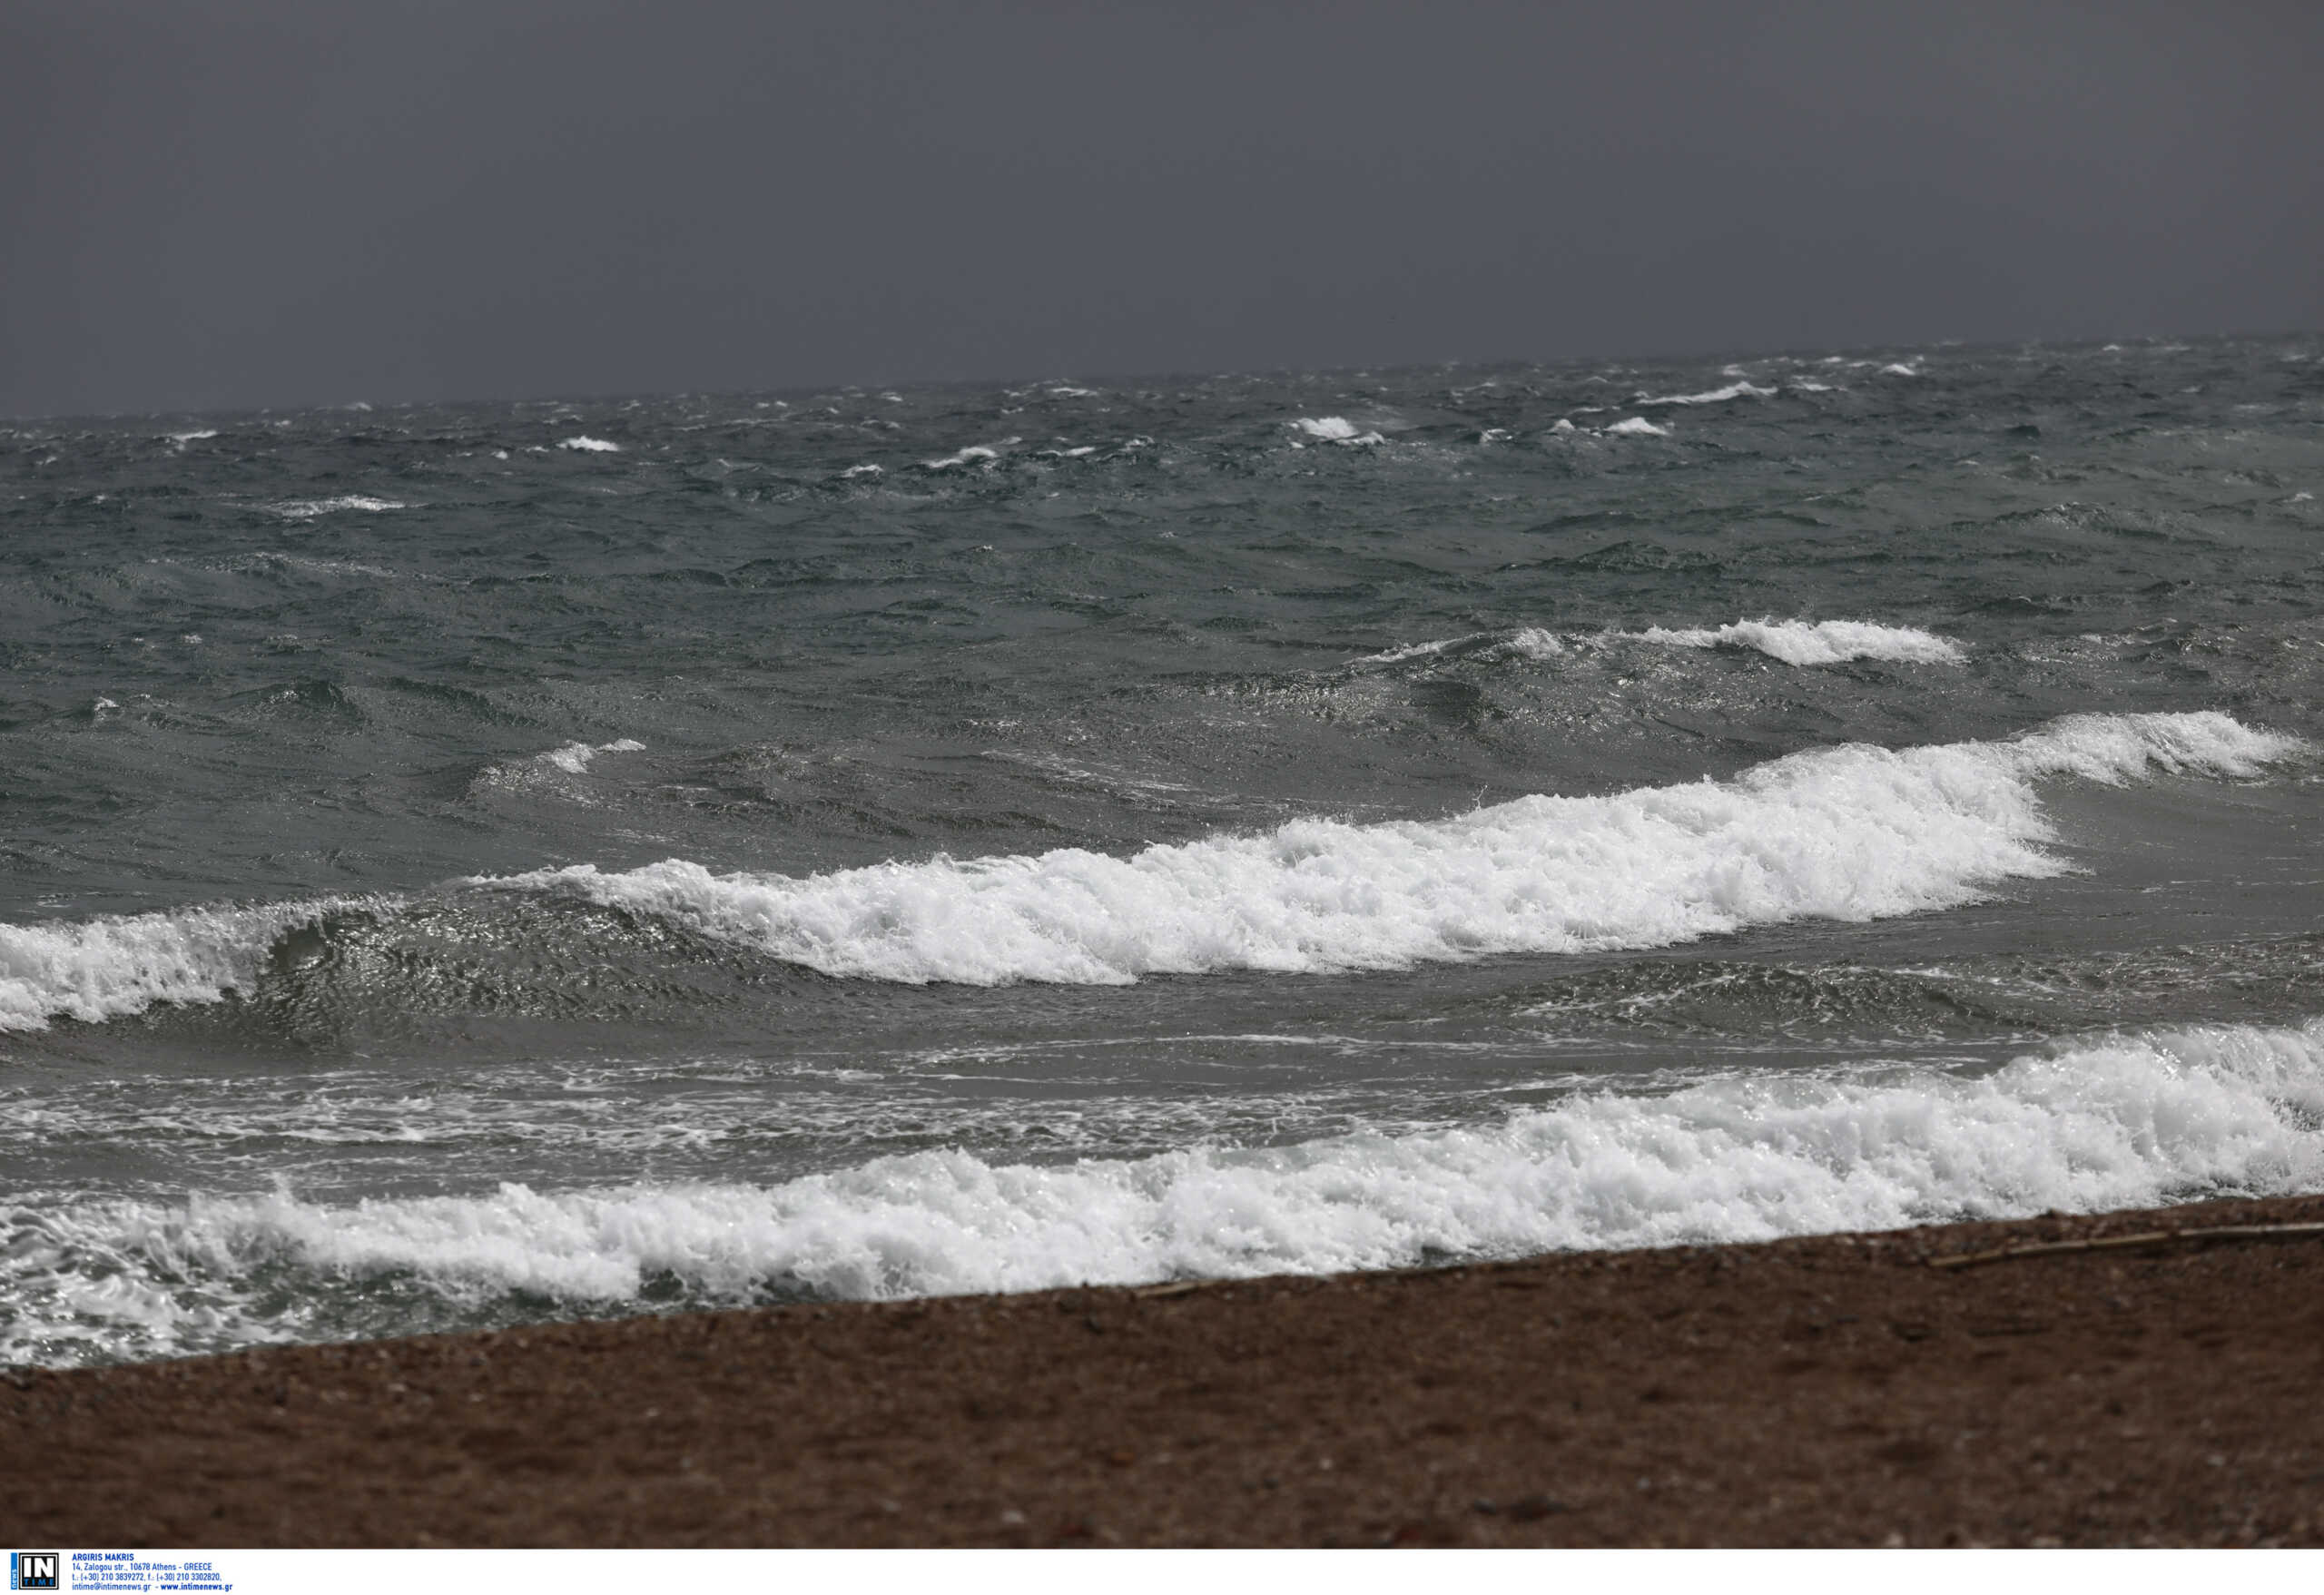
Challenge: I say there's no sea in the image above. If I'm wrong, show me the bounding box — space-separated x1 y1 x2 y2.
5 336 2323 1369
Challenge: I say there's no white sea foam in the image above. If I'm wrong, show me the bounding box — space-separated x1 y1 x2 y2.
1879 362 1920 378
13 1017 2320 1357
1635 618 1967 666
841 464 884 478
1290 417 1384 446
558 436 622 452
922 445 999 471
0 900 347 1033
1631 381 1777 407
476 739 649 792
226 551 402 580
537 738 646 775
267 495 407 518
1354 634 1483 666
478 712 2299 989
0 714 2293 1033
162 429 219 447
1602 417 1669 437
1355 627 1559 667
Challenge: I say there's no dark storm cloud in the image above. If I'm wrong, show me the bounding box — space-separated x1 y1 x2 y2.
5 0 2319 415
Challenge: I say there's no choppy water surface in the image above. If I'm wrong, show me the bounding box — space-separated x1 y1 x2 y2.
5 337 2324 1363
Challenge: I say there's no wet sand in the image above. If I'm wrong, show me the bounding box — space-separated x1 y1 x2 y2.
9 1193 2324 1547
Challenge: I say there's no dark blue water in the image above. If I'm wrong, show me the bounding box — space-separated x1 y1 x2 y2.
5 336 2323 1366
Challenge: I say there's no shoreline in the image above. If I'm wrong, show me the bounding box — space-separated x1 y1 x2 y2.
9 1192 2324 1547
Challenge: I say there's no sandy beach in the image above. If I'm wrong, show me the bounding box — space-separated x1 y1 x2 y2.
10 1191 2322 1549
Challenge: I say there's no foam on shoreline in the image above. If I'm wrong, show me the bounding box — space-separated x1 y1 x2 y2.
9 1016 2319 1363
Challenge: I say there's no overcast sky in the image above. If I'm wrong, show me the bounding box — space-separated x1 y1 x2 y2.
5 1 2319 417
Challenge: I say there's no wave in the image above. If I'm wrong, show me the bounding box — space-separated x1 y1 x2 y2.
467 739 648 802
1602 417 1670 437
524 739 645 777
1635 617 1966 665
267 495 407 517
213 550 414 583
1355 616 1955 670
481 712 2298 987
1290 417 1384 446
0 899 350 1033
557 435 622 452
0 713 2293 1029
921 445 1000 470
1631 381 1777 407
1354 628 1564 666
11 1017 2320 1362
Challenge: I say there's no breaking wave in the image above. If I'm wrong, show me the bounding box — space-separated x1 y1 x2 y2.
482 712 2294 987
1632 381 1777 407
267 495 407 517
0 900 350 1033
1636 617 1967 665
0 713 2295 1029
9 1016 2320 1363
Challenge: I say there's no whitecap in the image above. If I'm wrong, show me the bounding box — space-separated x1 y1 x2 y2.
472 712 2299 989
536 738 647 775
267 495 408 518
0 899 357 1033
1355 628 1563 667
5 714 2291 1035
557 436 622 452
478 739 649 787
922 446 1000 471
1290 417 1384 446
1630 381 1777 408
1354 634 1482 666
1634 617 1966 666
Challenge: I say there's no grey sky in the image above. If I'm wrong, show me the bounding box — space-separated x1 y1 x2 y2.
5 0 2319 416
